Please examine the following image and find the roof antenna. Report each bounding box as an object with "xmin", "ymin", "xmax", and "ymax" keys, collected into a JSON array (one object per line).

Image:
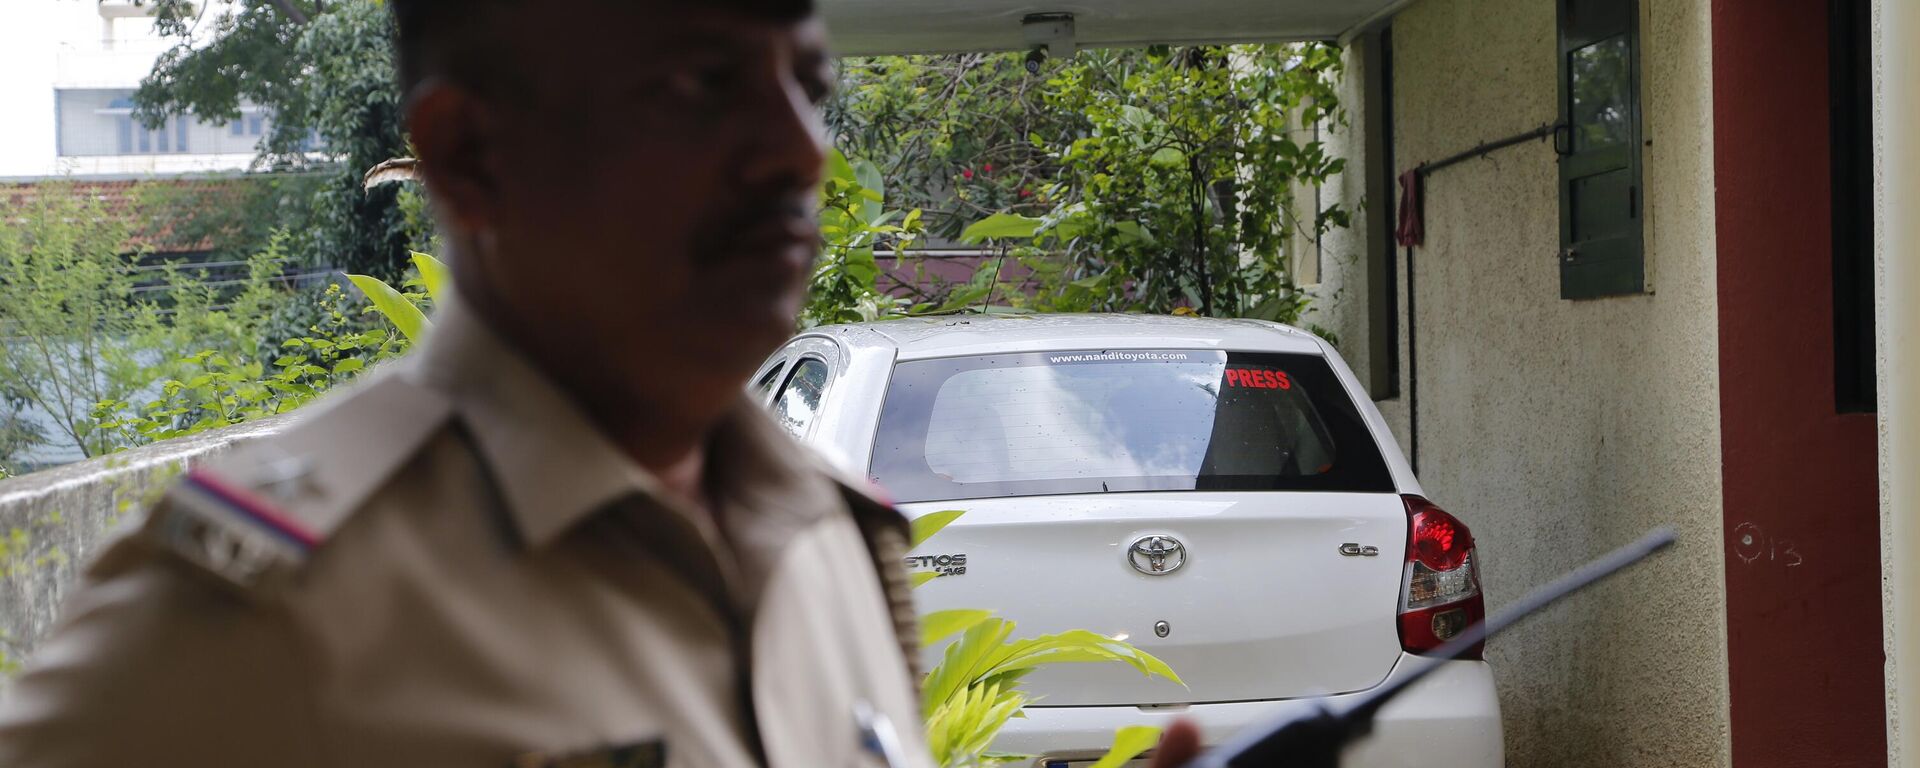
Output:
[
  {"xmin": 1190, "ymin": 527, "xmax": 1678, "ymax": 768},
  {"xmin": 977, "ymin": 246, "xmax": 1008, "ymax": 315}
]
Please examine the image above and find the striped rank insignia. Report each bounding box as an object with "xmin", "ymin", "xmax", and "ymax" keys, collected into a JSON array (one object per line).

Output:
[
  {"xmin": 152, "ymin": 469, "xmax": 322, "ymax": 589},
  {"xmin": 510, "ymin": 741, "xmax": 666, "ymax": 768}
]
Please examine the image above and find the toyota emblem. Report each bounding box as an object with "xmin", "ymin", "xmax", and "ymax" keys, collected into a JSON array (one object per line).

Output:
[{"xmin": 1127, "ymin": 535, "xmax": 1187, "ymax": 575}]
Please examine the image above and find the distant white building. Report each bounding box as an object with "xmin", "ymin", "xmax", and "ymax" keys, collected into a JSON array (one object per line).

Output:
[{"xmin": 0, "ymin": 0, "xmax": 269, "ymax": 179}]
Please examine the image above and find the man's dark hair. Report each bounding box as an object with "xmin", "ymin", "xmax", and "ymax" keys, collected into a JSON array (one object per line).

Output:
[{"xmin": 389, "ymin": 0, "xmax": 816, "ymax": 97}]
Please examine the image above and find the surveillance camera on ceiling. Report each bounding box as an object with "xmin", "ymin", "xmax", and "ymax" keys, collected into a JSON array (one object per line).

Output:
[{"xmin": 1021, "ymin": 12, "xmax": 1076, "ymax": 72}]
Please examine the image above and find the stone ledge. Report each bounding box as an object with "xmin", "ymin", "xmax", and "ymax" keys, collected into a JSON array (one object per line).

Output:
[{"xmin": 0, "ymin": 415, "xmax": 291, "ymax": 669}]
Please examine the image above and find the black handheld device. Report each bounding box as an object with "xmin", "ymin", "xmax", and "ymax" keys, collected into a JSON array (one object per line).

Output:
[{"xmin": 1185, "ymin": 526, "xmax": 1678, "ymax": 768}]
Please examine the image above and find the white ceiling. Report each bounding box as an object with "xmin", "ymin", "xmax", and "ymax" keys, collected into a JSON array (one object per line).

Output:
[{"xmin": 821, "ymin": 0, "xmax": 1403, "ymax": 56}]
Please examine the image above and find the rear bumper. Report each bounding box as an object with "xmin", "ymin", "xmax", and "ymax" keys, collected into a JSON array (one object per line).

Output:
[{"xmin": 997, "ymin": 656, "xmax": 1503, "ymax": 768}]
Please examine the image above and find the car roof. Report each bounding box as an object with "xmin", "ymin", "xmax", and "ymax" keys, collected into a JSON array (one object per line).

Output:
[{"xmin": 804, "ymin": 313, "xmax": 1328, "ymax": 361}]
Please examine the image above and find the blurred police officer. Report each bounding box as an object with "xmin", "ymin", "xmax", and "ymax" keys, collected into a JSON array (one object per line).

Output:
[{"xmin": 0, "ymin": 1, "xmax": 935, "ymax": 765}]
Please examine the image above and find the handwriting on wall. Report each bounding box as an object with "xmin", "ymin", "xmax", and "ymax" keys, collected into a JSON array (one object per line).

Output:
[{"xmin": 1732, "ymin": 522, "xmax": 1803, "ymax": 569}]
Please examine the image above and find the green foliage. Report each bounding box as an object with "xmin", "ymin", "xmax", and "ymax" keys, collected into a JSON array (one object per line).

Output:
[
  {"xmin": 829, "ymin": 45, "xmax": 1349, "ymax": 322},
  {"xmin": 92, "ymin": 248, "xmax": 444, "ymax": 448},
  {"xmin": 131, "ymin": 173, "xmax": 329, "ymax": 261},
  {"xmin": 348, "ymin": 251, "xmax": 444, "ymax": 334},
  {"xmin": 910, "ymin": 508, "xmax": 968, "ymax": 548},
  {"xmin": 0, "ymin": 184, "xmax": 189, "ymax": 461},
  {"xmin": 136, "ymin": 0, "xmax": 416, "ymax": 277},
  {"xmin": 92, "ymin": 283, "xmax": 403, "ymax": 445},
  {"xmin": 1020, "ymin": 44, "xmax": 1347, "ymax": 318},
  {"xmin": 911, "ymin": 511, "xmax": 1182, "ymax": 768},
  {"xmin": 346, "ymin": 273, "xmax": 429, "ymax": 342},
  {"xmin": 829, "ymin": 54, "xmax": 1081, "ymax": 241},
  {"xmin": 1090, "ymin": 726, "xmax": 1165, "ymax": 768},
  {"xmin": 804, "ymin": 149, "xmax": 928, "ymax": 328}
]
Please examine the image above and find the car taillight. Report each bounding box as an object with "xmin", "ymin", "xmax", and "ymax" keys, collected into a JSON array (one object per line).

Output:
[{"xmin": 1398, "ymin": 495, "xmax": 1485, "ymax": 659}]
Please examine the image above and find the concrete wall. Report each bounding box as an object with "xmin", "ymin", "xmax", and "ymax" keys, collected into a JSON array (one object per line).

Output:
[
  {"xmin": 1302, "ymin": 30, "xmax": 1412, "ymax": 443},
  {"xmin": 1315, "ymin": 0, "xmax": 1729, "ymax": 764},
  {"xmin": 0, "ymin": 416, "xmax": 285, "ymax": 671}
]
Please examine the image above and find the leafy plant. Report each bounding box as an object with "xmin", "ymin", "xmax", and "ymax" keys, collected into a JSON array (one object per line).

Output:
[
  {"xmin": 911, "ymin": 510, "xmax": 1180, "ymax": 767},
  {"xmin": 89, "ymin": 250, "xmax": 443, "ymax": 450},
  {"xmin": 804, "ymin": 149, "xmax": 928, "ymax": 328},
  {"xmin": 828, "ymin": 53, "xmax": 1085, "ymax": 241},
  {"xmin": 136, "ymin": 0, "xmax": 418, "ymax": 277},
  {"xmin": 0, "ymin": 183, "xmax": 281, "ymax": 461},
  {"xmin": 93, "ymin": 281, "xmax": 404, "ymax": 445},
  {"xmin": 347, "ymin": 250, "xmax": 447, "ymax": 341},
  {"xmin": 1004, "ymin": 45, "xmax": 1347, "ymax": 319},
  {"xmin": 830, "ymin": 45, "xmax": 1350, "ymax": 322}
]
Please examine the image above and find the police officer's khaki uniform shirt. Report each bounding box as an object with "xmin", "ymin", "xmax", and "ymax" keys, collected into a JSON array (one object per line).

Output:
[{"xmin": 0, "ymin": 293, "xmax": 932, "ymax": 768}]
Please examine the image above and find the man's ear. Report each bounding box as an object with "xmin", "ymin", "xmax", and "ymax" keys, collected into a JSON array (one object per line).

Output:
[{"xmin": 406, "ymin": 80, "xmax": 498, "ymax": 237}]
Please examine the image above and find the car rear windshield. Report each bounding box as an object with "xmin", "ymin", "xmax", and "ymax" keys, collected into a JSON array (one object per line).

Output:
[{"xmin": 869, "ymin": 349, "xmax": 1395, "ymax": 503}]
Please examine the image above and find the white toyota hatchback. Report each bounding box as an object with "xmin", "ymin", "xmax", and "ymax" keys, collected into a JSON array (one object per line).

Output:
[{"xmin": 751, "ymin": 314, "xmax": 1503, "ymax": 767}]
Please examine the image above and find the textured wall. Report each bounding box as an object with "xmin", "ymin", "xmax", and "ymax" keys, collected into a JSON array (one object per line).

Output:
[
  {"xmin": 1315, "ymin": 0, "xmax": 1731, "ymax": 764},
  {"xmin": 1874, "ymin": 1, "xmax": 1898, "ymax": 764},
  {"xmin": 1302, "ymin": 33, "xmax": 1377, "ymax": 386},
  {"xmin": 1304, "ymin": 32, "xmax": 1414, "ymax": 445},
  {"xmin": 0, "ymin": 417, "xmax": 286, "ymax": 672}
]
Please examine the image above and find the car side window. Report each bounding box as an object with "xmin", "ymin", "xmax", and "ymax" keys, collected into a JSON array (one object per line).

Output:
[
  {"xmin": 771, "ymin": 357, "xmax": 830, "ymax": 438},
  {"xmin": 751, "ymin": 360, "xmax": 788, "ymax": 404}
]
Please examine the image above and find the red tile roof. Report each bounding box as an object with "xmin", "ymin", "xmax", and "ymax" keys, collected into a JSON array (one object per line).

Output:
[{"xmin": 0, "ymin": 177, "xmax": 263, "ymax": 254}]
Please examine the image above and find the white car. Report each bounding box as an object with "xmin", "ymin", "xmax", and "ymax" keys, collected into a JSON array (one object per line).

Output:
[{"xmin": 751, "ymin": 314, "xmax": 1503, "ymax": 768}]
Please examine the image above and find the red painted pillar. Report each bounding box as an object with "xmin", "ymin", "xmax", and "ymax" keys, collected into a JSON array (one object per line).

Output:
[{"xmin": 1712, "ymin": 2, "xmax": 1885, "ymax": 766}]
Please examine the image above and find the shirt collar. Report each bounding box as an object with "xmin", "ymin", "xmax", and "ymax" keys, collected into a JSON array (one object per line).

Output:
[{"xmin": 402, "ymin": 288, "xmax": 829, "ymax": 550}]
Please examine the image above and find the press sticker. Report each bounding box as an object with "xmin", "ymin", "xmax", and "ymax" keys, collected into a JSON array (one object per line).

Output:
[{"xmin": 1225, "ymin": 367, "xmax": 1292, "ymax": 390}]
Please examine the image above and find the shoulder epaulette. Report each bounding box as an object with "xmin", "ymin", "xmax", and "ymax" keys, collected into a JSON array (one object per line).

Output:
[
  {"xmin": 138, "ymin": 368, "xmax": 454, "ymax": 591},
  {"xmin": 144, "ymin": 468, "xmax": 320, "ymax": 590}
]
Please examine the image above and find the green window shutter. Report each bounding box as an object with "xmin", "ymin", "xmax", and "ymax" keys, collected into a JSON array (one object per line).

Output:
[{"xmin": 1558, "ymin": 0, "xmax": 1645, "ymax": 299}]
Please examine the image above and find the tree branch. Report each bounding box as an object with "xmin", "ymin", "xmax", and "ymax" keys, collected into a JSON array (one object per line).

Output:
[{"xmin": 266, "ymin": 0, "xmax": 311, "ymax": 25}]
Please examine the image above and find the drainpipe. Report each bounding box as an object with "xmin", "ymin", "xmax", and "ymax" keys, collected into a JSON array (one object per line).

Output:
[{"xmin": 1884, "ymin": 0, "xmax": 1919, "ymax": 764}]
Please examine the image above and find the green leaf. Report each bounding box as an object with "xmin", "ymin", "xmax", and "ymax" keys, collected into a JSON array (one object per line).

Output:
[
  {"xmin": 1090, "ymin": 726, "xmax": 1164, "ymax": 768},
  {"xmin": 1149, "ymin": 147, "xmax": 1187, "ymax": 168},
  {"xmin": 959, "ymin": 213, "xmax": 1044, "ymax": 244},
  {"xmin": 910, "ymin": 572, "xmax": 941, "ymax": 588},
  {"xmin": 854, "ymin": 157, "xmax": 886, "ymax": 199},
  {"xmin": 347, "ymin": 273, "xmax": 430, "ymax": 342},
  {"xmin": 410, "ymin": 251, "xmax": 449, "ymax": 302},
  {"xmin": 910, "ymin": 509, "xmax": 966, "ymax": 548},
  {"xmin": 1114, "ymin": 221, "xmax": 1156, "ymax": 245},
  {"xmin": 332, "ymin": 358, "xmax": 365, "ymax": 375},
  {"xmin": 826, "ymin": 147, "xmax": 858, "ymax": 184},
  {"xmin": 922, "ymin": 609, "xmax": 995, "ymax": 649}
]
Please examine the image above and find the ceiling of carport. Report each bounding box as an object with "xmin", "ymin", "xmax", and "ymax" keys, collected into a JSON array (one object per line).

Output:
[{"xmin": 821, "ymin": 0, "xmax": 1404, "ymax": 56}]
